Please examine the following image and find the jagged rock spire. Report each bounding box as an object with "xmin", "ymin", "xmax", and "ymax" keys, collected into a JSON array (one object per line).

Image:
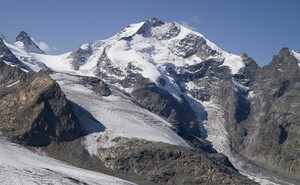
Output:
[{"xmin": 15, "ymin": 31, "xmax": 45, "ymax": 54}]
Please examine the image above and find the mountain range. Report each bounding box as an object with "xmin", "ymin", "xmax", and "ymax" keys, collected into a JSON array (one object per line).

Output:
[{"xmin": 0, "ymin": 17, "xmax": 299, "ymax": 185}]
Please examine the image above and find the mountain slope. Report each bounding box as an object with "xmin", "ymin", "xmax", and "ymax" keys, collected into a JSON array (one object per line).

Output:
[
  {"xmin": 1, "ymin": 18, "xmax": 299, "ymax": 184},
  {"xmin": 67, "ymin": 17, "xmax": 245, "ymax": 90},
  {"xmin": 60, "ymin": 17, "xmax": 248, "ymax": 143}
]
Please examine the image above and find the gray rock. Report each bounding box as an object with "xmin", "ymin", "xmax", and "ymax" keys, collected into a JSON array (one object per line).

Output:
[
  {"xmin": 0, "ymin": 60, "xmax": 81, "ymax": 146},
  {"xmin": 95, "ymin": 47, "xmax": 125, "ymax": 83},
  {"xmin": 169, "ymin": 34, "xmax": 217, "ymax": 59},
  {"xmin": 95, "ymin": 137, "xmax": 257, "ymax": 185},
  {"xmin": 15, "ymin": 31, "xmax": 45, "ymax": 54},
  {"xmin": 236, "ymin": 48, "xmax": 300, "ymax": 181},
  {"xmin": 80, "ymin": 76, "xmax": 112, "ymax": 96},
  {"xmin": 136, "ymin": 18, "xmax": 180, "ymax": 40},
  {"xmin": 67, "ymin": 45, "xmax": 93, "ymax": 70},
  {"xmin": 131, "ymin": 82, "xmax": 200, "ymax": 137}
]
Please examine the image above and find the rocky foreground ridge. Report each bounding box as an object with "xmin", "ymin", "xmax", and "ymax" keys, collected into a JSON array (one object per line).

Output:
[{"xmin": 0, "ymin": 51, "xmax": 81, "ymax": 146}]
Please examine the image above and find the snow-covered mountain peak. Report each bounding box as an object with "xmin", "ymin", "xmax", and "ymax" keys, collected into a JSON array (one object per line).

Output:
[
  {"xmin": 2, "ymin": 18, "xmax": 247, "ymax": 88},
  {"xmin": 114, "ymin": 18, "xmax": 243, "ymax": 70},
  {"xmin": 15, "ymin": 31, "xmax": 45, "ymax": 54},
  {"xmin": 57, "ymin": 18, "xmax": 248, "ymax": 95}
]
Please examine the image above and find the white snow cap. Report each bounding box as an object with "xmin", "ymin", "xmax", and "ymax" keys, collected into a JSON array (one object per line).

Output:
[
  {"xmin": 104, "ymin": 17, "xmax": 245, "ymax": 85},
  {"xmin": 3, "ymin": 18, "xmax": 247, "ymax": 78}
]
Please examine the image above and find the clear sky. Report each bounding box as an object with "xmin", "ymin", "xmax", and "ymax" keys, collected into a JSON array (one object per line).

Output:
[{"xmin": 0, "ymin": 0, "xmax": 299, "ymax": 66}]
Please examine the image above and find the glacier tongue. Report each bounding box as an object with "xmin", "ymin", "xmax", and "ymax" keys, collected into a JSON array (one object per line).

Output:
[{"xmin": 50, "ymin": 73, "xmax": 189, "ymax": 155}]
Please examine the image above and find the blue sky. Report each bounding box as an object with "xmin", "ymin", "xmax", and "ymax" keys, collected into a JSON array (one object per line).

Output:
[{"xmin": 0, "ymin": 0, "xmax": 299, "ymax": 66}]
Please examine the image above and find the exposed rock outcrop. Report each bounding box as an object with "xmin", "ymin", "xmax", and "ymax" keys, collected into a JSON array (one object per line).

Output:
[
  {"xmin": 0, "ymin": 60, "xmax": 81, "ymax": 146},
  {"xmin": 80, "ymin": 76, "xmax": 112, "ymax": 96},
  {"xmin": 43, "ymin": 137, "xmax": 257, "ymax": 185},
  {"xmin": 96, "ymin": 137, "xmax": 257, "ymax": 185},
  {"xmin": 237, "ymin": 48, "xmax": 300, "ymax": 181},
  {"xmin": 67, "ymin": 45, "xmax": 93, "ymax": 70}
]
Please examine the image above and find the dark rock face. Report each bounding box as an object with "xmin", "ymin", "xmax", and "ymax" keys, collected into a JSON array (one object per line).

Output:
[
  {"xmin": 136, "ymin": 18, "xmax": 180, "ymax": 40},
  {"xmin": 131, "ymin": 83, "xmax": 200, "ymax": 137},
  {"xmin": 236, "ymin": 48, "xmax": 300, "ymax": 181},
  {"xmin": 0, "ymin": 60, "xmax": 81, "ymax": 146},
  {"xmin": 67, "ymin": 45, "xmax": 93, "ymax": 70},
  {"xmin": 15, "ymin": 31, "xmax": 45, "ymax": 54},
  {"xmin": 95, "ymin": 48, "xmax": 125, "ymax": 83},
  {"xmin": 80, "ymin": 76, "xmax": 112, "ymax": 96},
  {"xmin": 169, "ymin": 33, "xmax": 217, "ymax": 59},
  {"xmin": 96, "ymin": 137, "xmax": 257, "ymax": 185}
]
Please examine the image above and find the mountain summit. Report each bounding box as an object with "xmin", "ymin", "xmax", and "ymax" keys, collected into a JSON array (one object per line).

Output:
[{"xmin": 15, "ymin": 31, "xmax": 45, "ymax": 54}]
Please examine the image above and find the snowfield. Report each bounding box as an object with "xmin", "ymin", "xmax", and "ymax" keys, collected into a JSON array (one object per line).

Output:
[{"xmin": 0, "ymin": 135, "xmax": 135, "ymax": 185}]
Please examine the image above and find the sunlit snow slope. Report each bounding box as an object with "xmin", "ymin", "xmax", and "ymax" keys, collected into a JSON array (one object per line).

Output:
[{"xmin": 0, "ymin": 135, "xmax": 134, "ymax": 185}]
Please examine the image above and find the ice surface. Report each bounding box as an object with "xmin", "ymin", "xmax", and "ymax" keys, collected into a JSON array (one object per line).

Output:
[
  {"xmin": 221, "ymin": 52, "xmax": 245, "ymax": 74},
  {"xmin": 0, "ymin": 136, "xmax": 135, "ymax": 185}
]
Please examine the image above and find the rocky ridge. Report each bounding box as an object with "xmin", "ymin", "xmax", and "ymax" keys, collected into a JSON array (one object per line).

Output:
[
  {"xmin": 0, "ymin": 48, "xmax": 81, "ymax": 146},
  {"xmin": 236, "ymin": 48, "xmax": 300, "ymax": 181}
]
